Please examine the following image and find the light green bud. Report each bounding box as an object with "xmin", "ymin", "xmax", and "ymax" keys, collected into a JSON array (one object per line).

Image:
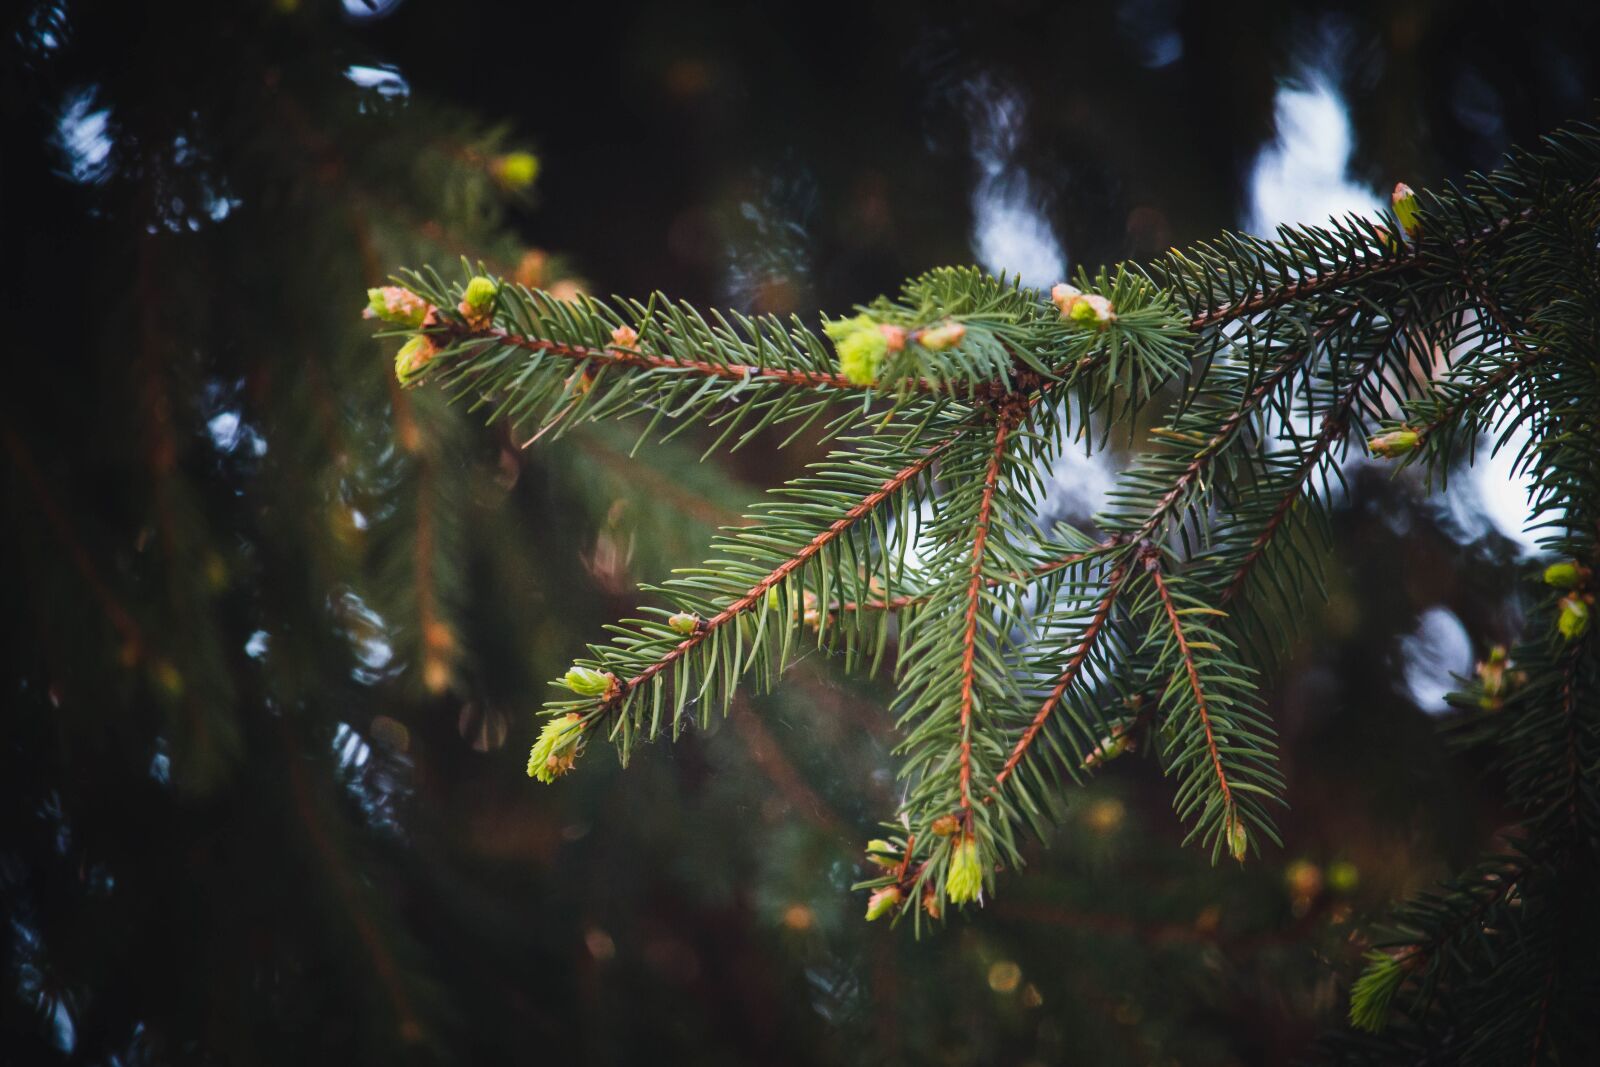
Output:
[
  {"xmin": 1558, "ymin": 595, "xmax": 1590, "ymax": 640},
  {"xmin": 394, "ymin": 334, "xmax": 436, "ymax": 386},
  {"xmin": 1392, "ymin": 182, "xmax": 1420, "ymax": 235},
  {"xmin": 461, "ymin": 275, "xmax": 498, "ymax": 313},
  {"xmin": 1367, "ymin": 429, "xmax": 1419, "ymax": 458},
  {"xmin": 526, "ymin": 712, "xmax": 584, "ymax": 783},
  {"xmin": 1543, "ymin": 561, "xmax": 1587, "ymax": 589},
  {"xmin": 864, "ymin": 885, "xmax": 902, "ymax": 921},
  {"xmin": 562, "ymin": 665, "xmax": 613, "ymax": 696},
  {"xmin": 1227, "ymin": 817, "xmax": 1249, "ymax": 862},
  {"xmin": 945, "ymin": 834, "xmax": 984, "ymax": 904}
]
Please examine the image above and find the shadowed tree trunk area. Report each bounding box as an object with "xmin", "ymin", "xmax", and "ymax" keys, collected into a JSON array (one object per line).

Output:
[{"xmin": 2, "ymin": 1, "xmax": 1597, "ymax": 1063}]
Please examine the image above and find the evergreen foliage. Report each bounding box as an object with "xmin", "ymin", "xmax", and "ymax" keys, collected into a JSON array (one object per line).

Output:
[{"xmin": 380, "ymin": 123, "xmax": 1600, "ymax": 1058}]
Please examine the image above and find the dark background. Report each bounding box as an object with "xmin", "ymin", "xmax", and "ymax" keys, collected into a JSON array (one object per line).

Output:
[{"xmin": 3, "ymin": 1, "xmax": 1598, "ymax": 1063}]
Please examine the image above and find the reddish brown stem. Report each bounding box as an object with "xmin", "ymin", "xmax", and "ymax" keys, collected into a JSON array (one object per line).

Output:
[
  {"xmin": 1133, "ymin": 308, "xmax": 1356, "ymax": 549},
  {"xmin": 1218, "ymin": 303, "xmax": 1425, "ymax": 606},
  {"xmin": 450, "ymin": 326, "xmax": 885, "ymax": 392},
  {"xmin": 1188, "ymin": 199, "xmax": 1539, "ymax": 331},
  {"xmin": 1219, "ymin": 350, "xmax": 1388, "ymax": 604},
  {"xmin": 1148, "ymin": 554, "xmax": 1233, "ymax": 811},
  {"xmin": 1187, "ymin": 251, "xmax": 1420, "ymax": 330},
  {"xmin": 993, "ymin": 557, "xmax": 1130, "ymax": 790},
  {"xmin": 956, "ymin": 411, "xmax": 1018, "ymax": 810},
  {"xmin": 602, "ymin": 431, "xmax": 966, "ymax": 709}
]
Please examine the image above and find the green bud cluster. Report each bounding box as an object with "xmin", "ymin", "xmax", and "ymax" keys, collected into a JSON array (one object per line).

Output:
[{"xmin": 824, "ymin": 314, "xmax": 891, "ymax": 386}]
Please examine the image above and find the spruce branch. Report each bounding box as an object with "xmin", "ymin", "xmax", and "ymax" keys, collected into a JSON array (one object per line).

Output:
[
  {"xmin": 994, "ymin": 553, "xmax": 1129, "ymax": 792},
  {"xmin": 596, "ymin": 428, "xmax": 962, "ymax": 717},
  {"xmin": 370, "ymin": 120, "xmax": 1600, "ymax": 972},
  {"xmin": 956, "ymin": 407, "xmax": 1022, "ymax": 814}
]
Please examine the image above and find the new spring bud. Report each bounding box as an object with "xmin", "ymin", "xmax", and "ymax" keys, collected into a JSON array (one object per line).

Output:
[
  {"xmin": 562, "ymin": 665, "xmax": 613, "ymax": 697},
  {"xmin": 922, "ymin": 884, "xmax": 942, "ymax": 920},
  {"xmin": 1068, "ymin": 293, "xmax": 1116, "ymax": 329},
  {"xmin": 1367, "ymin": 428, "xmax": 1419, "ymax": 458},
  {"xmin": 1082, "ymin": 730, "xmax": 1132, "ymax": 770},
  {"xmin": 366, "ymin": 286, "xmax": 429, "ymax": 327},
  {"xmin": 864, "ymin": 839, "xmax": 898, "ymax": 868},
  {"xmin": 1049, "ymin": 283, "xmax": 1083, "ymax": 316},
  {"xmin": 1557, "ymin": 595, "xmax": 1590, "ymax": 640},
  {"xmin": 915, "ymin": 321, "xmax": 966, "ymax": 351},
  {"xmin": 836, "ymin": 323, "xmax": 889, "ymax": 386},
  {"xmin": 394, "ymin": 334, "xmax": 437, "ymax": 386},
  {"xmin": 611, "ymin": 324, "xmax": 639, "ymax": 348},
  {"xmin": 1391, "ymin": 182, "xmax": 1420, "ymax": 236},
  {"xmin": 527, "ymin": 712, "xmax": 584, "ymax": 783},
  {"xmin": 667, "ymin": 611, "xmax": 699, "ymax": 636},
  {"xmin": 457, "ymin": 275, "xmax": 492, "ymax": 326},
  {"xmin": 1227, "ymin": 817, "xmax": 1249, "ymax": 862},
  {"xmin": 864, "ymin": 885, "xmax": 903, "ymax": 922},
  {"xmin": 1543, "ymin": 560, "xmax": 1589, "ymax": 589},
  {"xmin": 929, "ymin": 814, "xmax": 961, "ymax": 837},
  {"xmin": 946, "ymin": 834, "xmax": 983, "ymax": 904},
  {"xmin": 493, "ymin": 151, "xmax": 540, "ymax": 190}
]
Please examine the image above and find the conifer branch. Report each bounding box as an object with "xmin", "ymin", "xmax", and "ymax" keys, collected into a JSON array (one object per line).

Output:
[
  {"xmin": 599, "ymin": 428, "xmax": 966, "ymax": 715},
  {"xmin": 1218, "ymin": 317, "xmax": 1400, "ymax": 605},
  {"xmin": 1147, "ymin": 551, "xmax": 1234, "ymax": 816},
  {"xmin": 1185, "ymin": 248, "xmax": 1420, "ymax": 330},
  {"xmin": 956, "ymin": 408, "xmax": 1020, "ymax": 812},
  {"xmin": 448, "ymin": 323, "xmax": 874, "ymax": 393},
  {"xmin": 1412, "ymin": 285, "xmax": 1550, "ymax": 447},
  {"xmin": 374, "ymin": 121, "xmax": 1600, "ymax": 972},
  {"xmin": 1122, "ymin": 308, "xmax": 1355, "ymax": 549},
  {"xmin": 994, "ymin": 555, "xmax": 1129, "ymax": 791}
]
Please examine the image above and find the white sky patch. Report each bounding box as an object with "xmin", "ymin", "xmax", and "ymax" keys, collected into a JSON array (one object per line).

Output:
[
  {"xmin": 1246, "ymin": 73, "xmax": 1379, "ymax": 236},
  {"xmin": 1398, "ymin": 606, "xmax": 1473, "ymax": 714},
  {"xmin": 1248, "ymin": 72, "xmax": 1543, "ymax": 554},
  {"xmin": 1467, "ymin": 423, "xmax": 1542, "ymax": 554},
  {"xmin": 1042, "ymin": 442, "xmax": 1115, "ymax": 522},
  {"xmin": 1436, "ymin": 413, "xmax": 1544, "ymax": 555},
  {"xmin": 966, "ymin": 79, "xmax": 1066, "ymax": 289}
]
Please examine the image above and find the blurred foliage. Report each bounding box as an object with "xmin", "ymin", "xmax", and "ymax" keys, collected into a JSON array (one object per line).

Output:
[{"xmin": 1, "ymin": 0, "xmax": 1597, "ymax": 1064}]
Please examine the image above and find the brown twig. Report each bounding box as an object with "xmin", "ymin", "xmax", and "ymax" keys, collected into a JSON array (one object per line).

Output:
[
  {"xmin": 1147, "ymin": 550, "xmax": 1233, "ymax": 813},
  {"xmin": 600, "ymin": 430, "xmax": 967, "ymax": 710},
  {"xmin": 956, "ymin": 409, "xmax": 1018, "ymax": 812},
  {"xmin": 1187, "ymin": 198, "xmax": 1541, "ymax": 332},
  {"xmin": 1187, "ymin": 251, "xmax": 1420, "ymax": 330},
  {"xmin": 446, "ymin": 326, "xmax": 884, "ymax": 393},
  {"xmin": 993, "ymin": 556, "xmax": 1130, "ymax": 791},
  {"xmin": 1218, "ymin": 315, "xmax": 1404, "ymax": 603}
]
